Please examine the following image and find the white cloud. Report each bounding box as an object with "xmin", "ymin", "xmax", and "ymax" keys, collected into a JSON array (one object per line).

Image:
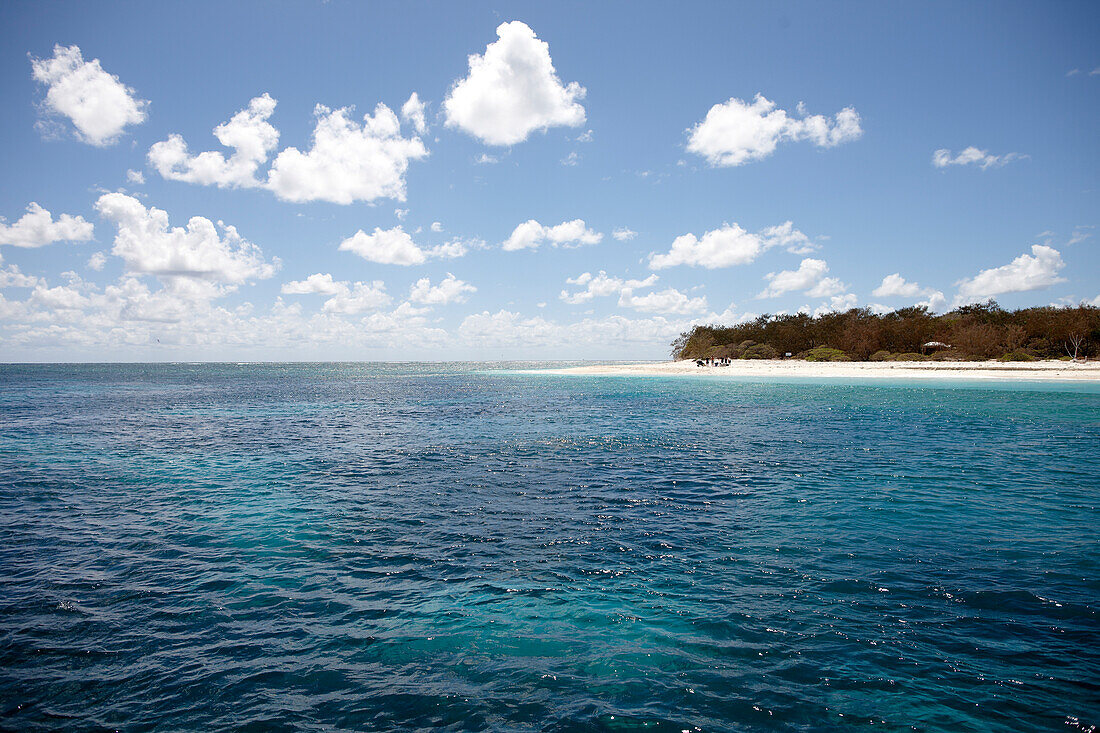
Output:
[
  {"xmin": 759, "ymin": 221, "xmax": 817, "ymax": 255},
  {"xmin": 280, "ymin": 272, "xmax": 391, "ymax": 313},
  {"xmin": 807, "ymin": 276, "xmax": 847, "ymax": 298},
  {"xmin": 30, "ymin": 44, "xmax": 148, "ymax": 146},
  {"xmin": 758, "ymin": 258, "xmax": 846, "ymax": 298},
  {"xmin": 456, "ymin": 310, "xmax": 635, "ymax": 348},
  {"xmin": 430, "ymin": 221, "xmax": 444, "ymax": 232},
  {"xmin": 871, "ymin": 272, "xmax": 947, "ymax": 311},
  {"xmin": 87, "ymin": 252, "xmax": 106, "ymax": 271},
  {"xmin": 931, "ymin": 147, "xmax": 1024, "ymax": 170},
  {"xmin": 443, "ymin": 21, "xmax": 586, "ymax": 146},
  {"xmin": 813, "ymin": 293, "xmax": 858, "ymax": 317},
  {"xmin": 561, "ymin": 151, "xmax": 580, "ymax": 166},
  {"xmin": 355, "ymin": 301, "xmax": 433, "ymax": 332},
  {"xmin": 475, "ymin": 153, "xmax": 499, "ymax": 165},
  {"xmin": 686, "ymin": 93, "xmax": 861, "ymax": 167},
  {"xmin": 955, "ymin": 244, "xmax": 1066, "ymax": 303},
  {"xmin": 560, "ymin": 270, "xmax": 704, "ymax": 316},
  {"xmin": 0, "ymin": 265, "xmax": 41, "ymax": 289},
  {"xmin": 337, "ymin": 227, "xmax": 481, "ymax": 266},
  {"xmin": 0, "ymin": 269, "xmax": 760, "ymax": 359},
  {"xmin": 503, "ymin": 218, "xmax": 602, "ymax": 251},
  {"xmin": 0, "ymin": 203, "xmax": 94, "ymax": 248},
  {"xmin": 267, "ymin": 103, "xmax": 428, "ymax": 204},
  {"xmin": 400, "ymin": 92, "xmax": 428, "ymax": 135},
  {"xmin": 94, "ymin": 193, "xmax": 279, "ymax": 283},
  {"xmin": 31, "ymin": 282, "xmax": 89, "ymax": 310},
  {"xmin": 701, "ymin": 302, "xmax": 757, "ymax": 326},
  {"xmin": 148, "ymin": 94, "xmax": 279, "ymax": 188},
  {"xmin": 0, "ymin": 270, "xmax": 458, "ymax": 356},
  {"xmin": 576, "ymin": 130, "xmax": 594, "ymax": 143},
  {"xmin": 1067, "ymin": 225, "xmax": 1093, "ymax": 246},
  {"xmin": 338, "ymin": 226, "xmax": 426, "ymax": 266},
  {"xmin": 612, "ymin": 227, "xmax": 637, "ymax": 241},
  {"xmin": 619, "ymin": 287, "xmax": 707, "ymax": 315},
  {"xmin": 648, "ymin": 220, "xmax": 813, "ymax": 270},
  {"xmin": 650, "ymin": 225, "xmax": 759, "ymax": 269},
  {"xmin": 872, "ymin": 273, "xmax": 922, "ymax": 298},
  {"xmin": 920, "ymin": 291, "xmax": 948, "ymax": 311},
  {"xmin": 428, "ymin": 237, "xmax": 485, "ymax": 259},
  {"xmin": 455, "ymin": 308, "xmax": 742, "ymax": 354},
  {"xmin": 113, "ymin": 277, "xmax": 229, "ymax": 324},
  {"xmin": 148, "ymin": 95, "xmax": 427, "ymax": 204},
  {"xmin": 457, "ymin": 310, "xmax": 562, "ymax": 347},
  {"xmin": 408, "ymin": 273, "xmax": 476, "ymax": 305},
  {"xmin": 560, "ymin": 271, "xmax": 658, "ymax": 304},
  {"xmin": 321, "ymin": 281, "xmax": 391, "ymax": 315},
  {"xmin": 281, "ymin": 272, "xmax": 344, "ymax": 295},
  {"xmin": 394, "ymin": 208, "xmax": 409, "ymax": 220},
  {"xmin": 126, "ymin": 169, "xmax": 145, "ymax": 185}
]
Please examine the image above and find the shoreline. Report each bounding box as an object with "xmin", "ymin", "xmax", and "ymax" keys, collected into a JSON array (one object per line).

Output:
[{"xmin": 528, "ymin": 359, "xmax": 1100, "ymax": 382}]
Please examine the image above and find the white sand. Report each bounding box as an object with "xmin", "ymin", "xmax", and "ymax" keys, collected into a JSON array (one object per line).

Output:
[{"xmin": 530, "ymin": 359, "xmax": 1100, "ymax": 382}]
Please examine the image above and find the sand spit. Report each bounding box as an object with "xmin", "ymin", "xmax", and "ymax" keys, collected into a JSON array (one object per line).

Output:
[{"xmin": 529, "ymin": 359, "xmax": 1100, "ymax": 382}]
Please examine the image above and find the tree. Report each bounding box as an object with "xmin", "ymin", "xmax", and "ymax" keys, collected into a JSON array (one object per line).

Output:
[
  {"xmin": 670, "ymin": 331, "xmax": 690, "ymax": 359},
  {"xmin": 1066, "ymin": 332, "xmax": 1087, "ymax": 361}
]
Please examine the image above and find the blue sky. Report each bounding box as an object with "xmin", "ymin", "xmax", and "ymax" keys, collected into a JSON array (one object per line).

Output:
[{"xmin": 0, "ymin": 0, "xmax": 1097, "ymax": 360}]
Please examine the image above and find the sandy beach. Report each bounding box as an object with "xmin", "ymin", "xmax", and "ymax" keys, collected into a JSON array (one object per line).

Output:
[{"xmin": 532, "ymin": 359, "xmax": 1100, "ymax": 382}]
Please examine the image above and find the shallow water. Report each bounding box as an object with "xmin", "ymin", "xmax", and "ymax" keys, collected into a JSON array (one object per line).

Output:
[{"xmin": 1, "ymin": 363, "xmax": 1097, "ymax": 731}]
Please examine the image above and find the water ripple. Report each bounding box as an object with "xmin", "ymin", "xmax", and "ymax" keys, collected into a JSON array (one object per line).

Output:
[{"xmin": 1, "ymin": 363, "xmax": 1097, "ymax": 731}]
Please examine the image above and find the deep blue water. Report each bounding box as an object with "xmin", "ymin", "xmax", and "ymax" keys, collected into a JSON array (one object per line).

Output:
[{"xmin": 1, "ymin": 362, "xmax": 1098, "ymax": 732}]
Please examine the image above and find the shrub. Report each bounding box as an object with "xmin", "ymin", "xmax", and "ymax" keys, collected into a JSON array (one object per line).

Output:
[
  {"xmin": 997, "ymin": 350, "xmax": 1037, "ymax": 362},
  {"xmin": 930, "ymin": 349, "xmax": 963, "ymax": 361},
  {"xmin": 802, "ymin": 346, "xmax": 851, "ymax": 362},
  {"xmin": 951, "ymin": 322, "xmax": 1001, "ymax": 359},
  {"xmin": 706, "ymin": 344, "xmax": 739, "ymax": 359},
  {"xmin": 892, "ymin": 352, "xmax": 928, "ymax": 361},
  {"xmin": 1027, "ymin": 338, "xmax": 1052, "ymax": 354},
  {"xmin": 741, "ymin": 343, "xmax": 780, "ymax": 360},
  {"xmin": 869, "ymin": 350, "xmax": 893, "ymax": 362}
]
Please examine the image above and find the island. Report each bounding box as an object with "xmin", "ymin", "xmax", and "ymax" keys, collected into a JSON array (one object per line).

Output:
[{"xmin": 671, "ymin": 301, "xmax": 1098, "ymax": 363}]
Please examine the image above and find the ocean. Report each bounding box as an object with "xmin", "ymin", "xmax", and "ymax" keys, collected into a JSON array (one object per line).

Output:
[{"xmin": 1, "ymin": 362, "xmax": 1097, "ymax": 731}]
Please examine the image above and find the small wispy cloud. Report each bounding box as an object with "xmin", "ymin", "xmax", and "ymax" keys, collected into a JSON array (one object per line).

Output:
[
  {"xmin": 1068, "ymin": 225, "xmax": 1094, "ymax": 246},
  {"xmin": 932, "ymin": 146, "xmax": 1026, "ymax": 170}
]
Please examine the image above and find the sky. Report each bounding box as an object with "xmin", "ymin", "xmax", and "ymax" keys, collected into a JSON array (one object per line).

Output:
[{"xmin": 0, "ymin": 0, "xmax": 1097, "ymax": 361}]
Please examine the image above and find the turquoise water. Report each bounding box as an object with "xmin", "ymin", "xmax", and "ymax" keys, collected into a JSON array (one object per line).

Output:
[{"xmin": 1, "ymin": 363, "xmax": 1097, "ymax": 731}]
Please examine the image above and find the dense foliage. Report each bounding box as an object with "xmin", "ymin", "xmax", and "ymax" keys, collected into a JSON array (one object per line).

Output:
[{"xmin": 671, "ymin": 302, "xmax": 1100, "ymax": 362}]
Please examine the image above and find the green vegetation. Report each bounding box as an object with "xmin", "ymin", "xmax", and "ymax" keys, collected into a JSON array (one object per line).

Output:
[
  {"xmin": 802, "ymin": 346, "xmax": 851, "ymax": 362},
  {"xmin": 672, "ymin": 301, "xmax": 1100, "ymax": 362}
]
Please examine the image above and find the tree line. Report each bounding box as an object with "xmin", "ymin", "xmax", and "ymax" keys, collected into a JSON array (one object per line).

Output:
[{"xmin": 671, "ymin": 302, "xmax": 1100, "ymax": 362}]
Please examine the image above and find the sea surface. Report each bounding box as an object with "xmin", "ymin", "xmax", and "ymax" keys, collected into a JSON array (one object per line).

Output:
[{"xmin": 1, "ymin": 362, "xmax": 1098, "ymax": 732}]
